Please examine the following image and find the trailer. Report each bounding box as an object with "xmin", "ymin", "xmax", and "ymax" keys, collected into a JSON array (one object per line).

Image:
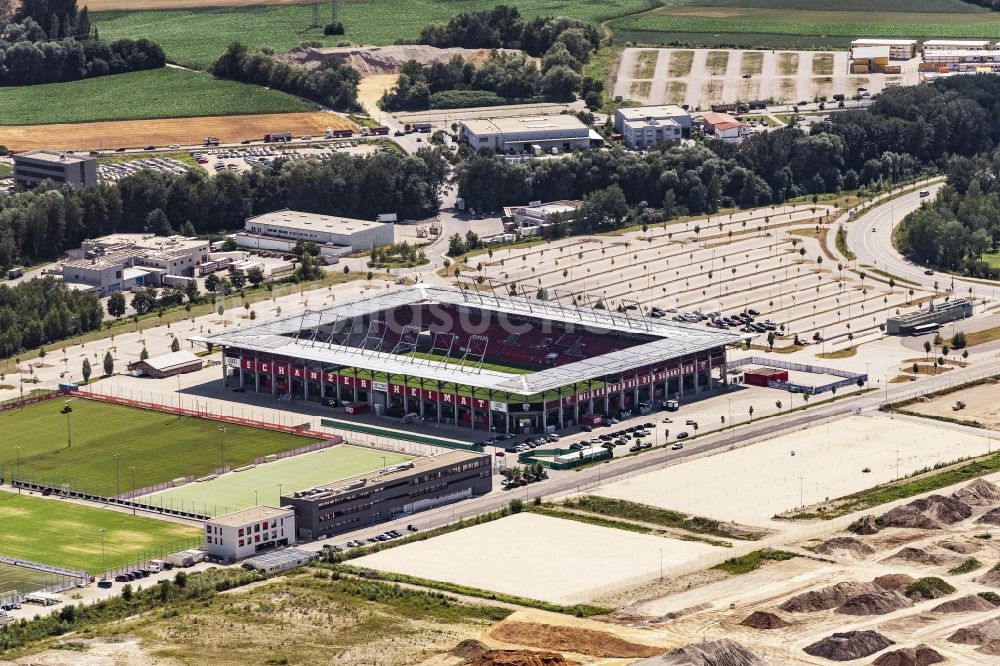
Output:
[
  {"xmin": 404, "ymin": 122, "xmax": 432, "ymax": 133},
  {"xmin": 264, "ymin": 132, "xmax": 293, "ymax": 143},
  {"xmin": 326, "ymin": 128, "xmax": 354, "ymax": 139},
  {"xmin": 369, "ymin": 126, "xmax": 390, "ymax": 136}
]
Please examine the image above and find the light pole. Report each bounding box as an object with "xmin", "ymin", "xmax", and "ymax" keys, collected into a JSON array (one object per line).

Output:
[
  {"xmin": 15, "ymin": 445, "xmax": 20, "ymax": 492},
  {"xmin": 218, "ymin": 426, "xmax": 226, "ymax": 469},
  {"xmin": 114, "ymin": 454, "xmax": 121, "ymax": 498},
  {"xmin": 64, "ymin": 400, "xmax": 73, "ymax": 448},
  {"xmin": 278, "ymin": 483, "xmax": 284, "ymax": 502},
  {"xmin": 129, "ymin": 466, "xmax": 136, "ymax": 515},
  {"xmin": 99, "ymin": 528, "xmax": 107, "ymax": 580},
  {"xmin": 799, "ymin": 476, "xmax": 804, "ymax": 507},
  {"xmin": 254, "ymin": 489, "xmax": 259, "ymax": 506}
]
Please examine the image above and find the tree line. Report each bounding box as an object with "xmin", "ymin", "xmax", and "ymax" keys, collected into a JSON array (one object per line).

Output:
[
  {"xmin": 0, "ymin": 276, "xmax": 103, "ymax": 359},
  {"xmin": 0, "ymin": 147, "xmax": 450, "ymax": 273},
  {"xmin": 457, "ymin": 75, "xmax": 1000, "ymax": 226},
  {"xmin": 956, "ymin": 0, "xmax": 1000, "ymax": 10},
  {"xmin": 211, "ymin": 42, "xmax": 360, "ymax": 111},
  {"xmin": 896, "ymin": 150, "xmax": 1000, "ymax": 279},
  {"xmin": 13, "ymin": 0, "xmax": 89, "ymax": 40}
]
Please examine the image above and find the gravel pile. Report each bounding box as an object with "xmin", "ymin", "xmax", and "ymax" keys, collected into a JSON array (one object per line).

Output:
[
  {"xmin": 947, "ymin": 617, "xmax": 1000, "ymax": 645},
  {"xmin": 932, "ymin": 594, "xmax": 997, "ymax": 613},
  {"xmin": 803, "ymin": 631, "xmax": 894, "ymax": 661},
  {"xmin": 881, "ymin": 495, "xmax": 972, "ymax": 529},
  {"xmin": 870, "ymin": 645, "xmax": 945, "ymax": 666},
  {"xmin": 780, "ymin": 582, "xmax": 881, "ymax": 613},
  {"xmin": 835, "ymin": 590, "xmax": 912, "ymax": 616},
  {"xmin": 738, "ymin": 611, "xmax": 789, "ymax": 629},
  {"xmin": 953, "ymin": 478, "xmax": 1000, "ymax": 506},
  {"xmin": 937, "ymin": 538, "xmax": 980, "ymax": 554},
  {"xmin": 974, "ymin": 507, "xmax": 1000, "ymax": 526},
  {"xmin": 886, "ymin": 547, "xmax": 952, "ymax": 567},
  {"xmin": 634, "ymin": 639, "xmax": 766, "ymax": 666},
  {"xmin": 872, "ymin": 574, "xmax": 915, "ymax": 591},
  {"xmin": 814, "ymin": 536, "xmax": 876, "ymax": 558}
]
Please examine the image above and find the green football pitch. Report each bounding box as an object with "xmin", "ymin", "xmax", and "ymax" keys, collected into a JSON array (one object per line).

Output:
[
  {"xmin": 0, "ymin": 398, "xmax": 316, "ymax": 498},
  {"xmin": 141, "ymin": 445, "xmax": 412, "ymax": 516},
  {"xmin": 0, "ymin": 562, "xmax": 74, "ymax": 599},
  {"xmin": 0, "ymin": 493, "xmax": 199, "ymax": 575}
]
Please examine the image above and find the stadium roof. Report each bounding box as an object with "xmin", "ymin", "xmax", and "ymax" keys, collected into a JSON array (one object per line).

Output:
[{"xmin": 192, "ymin": 285, "xmax": 741, "ymax": 394}]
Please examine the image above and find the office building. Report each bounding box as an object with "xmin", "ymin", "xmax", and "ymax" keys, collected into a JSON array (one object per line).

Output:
[
  {"xmin": 886, "ymin": 298, "xmax": 973, "ymax": 336},
  {"xmin": 614, "ymin": 105, "xmax": 692, "ymax": 150},
  {"xmin": 501, "ymin": 200, "xmax": 582, "ymax": 236},
  {"xmin": 13, "ymin": 150, "xmax": 97, "ymax": 189},
  {"xmin": 204, "ymin": 506, "xmax": 296, "ymax": 562}
]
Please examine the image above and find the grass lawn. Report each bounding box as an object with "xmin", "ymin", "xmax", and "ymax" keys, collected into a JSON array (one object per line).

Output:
[
  {"xmin": 632, "ymin": 50, "xmax": 659, "ymax": 79},
  {"xmin": 0, "ymin": 493, "xmax": 199, "ymax": 574},
  {"xmin": 95, "ymin": 0, "xmax": 661, "ymax": 70},
  {"xmin": 1, "ymin": 398, "xmax": 316, "ymax": 497},
  {"xmin": 0, "ymin": 561, "xmax": 75, "ymax": 598},
  {"xmin": 141, "ymin": 445, "xmax": 412, "ymax": 516},
  {"xmin": 609, "ymin": 0, "xmax": 1000, "ymax": 50},
  {"xmin": 0, "ymin": 68, "xmax": 313, "ymax": 126},
  {"xmin": 406, "ymin": 351, "xmax": 534, "ymax": 375},
  {"xmin": 981, "ymin": 251, "xmax": 1000, "ymax": 269}
]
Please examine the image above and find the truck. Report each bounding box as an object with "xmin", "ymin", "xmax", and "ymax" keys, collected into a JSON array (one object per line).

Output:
[
  {"xmin": 748, "ymin": 100, "xmax": 767, "ymax": 110},
  {"xmin": 404, "ymin": 122, "xmax": 432, "ymax": 133},
  {"xmin": 203, "ymin": 137, "xmax": 220, "ymax": 146},
  {"xmin": 7, "ymin": 268, "xmax": 22, "ymax": 280},
  {"xmin": 264, "ymin": 132, "xmax": 293, "ymax": 143},
  {"xmin": 369, "ymin": 126, "xmax": 390, "ymax": 136},
  {"xmin": 325, "ymin": 128, "xmax": 353, "ymax": 139}
]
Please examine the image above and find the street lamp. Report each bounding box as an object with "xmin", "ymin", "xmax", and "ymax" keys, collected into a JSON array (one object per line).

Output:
[
  {"xmin": 15, "ymin": 445, "xmax": 20, "ymax": 492},
  {"xmin": 129, "ymin": 466, "xmax": 136, "ymax": 515},
  {"xmin": 218, "ymin": 426, "xmax": 227, "ymax": 469},
  {"xmin": 114, "ymin": 454, "xmax": 121, "ymax": 498},
  {"xmin": 99, "ymin": 528, "xmax": 107, "ymax": 580},
  {"xmin": 64, "ymin": 400, "xmax": 73, "ymax": 448}
]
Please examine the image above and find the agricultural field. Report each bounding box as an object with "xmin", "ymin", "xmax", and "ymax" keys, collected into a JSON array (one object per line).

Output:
[
  {"xmin": 0, "ymin": 493, "xmax": 199, "ymax": 574},
  {"xmin": 94, "ymin": 0, "xmax": 661, "ymax": 70},
  {"xmin": 0, "ymin": 398, "xmax": 316, "ymax": 498},
  {"xmin": 0, "ymin": 68, "xmax": 313, "ymax": 126},
  {"xmin": 609, "ymin": 0, "xmax": 1000, "ymax": 50},
  {"xmin": 141, "ymin": 445, "xmax": 412, "ymax": 516}
]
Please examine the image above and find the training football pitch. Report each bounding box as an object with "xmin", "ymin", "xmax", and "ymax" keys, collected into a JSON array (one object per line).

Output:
[
  {"xmin": 141, "ymin": 445, "xmax": 413, "ymax": 516},
  {"xmin": 0, "ymin": 562, "xmax": 74, "ymax": 599},
  {"xmin": 0, "ymin": 493, "xmax": 199, "ymax": 575},
  {"xmin": 0, "ymin": 398, "xmax": 317, "ymax": 498}
]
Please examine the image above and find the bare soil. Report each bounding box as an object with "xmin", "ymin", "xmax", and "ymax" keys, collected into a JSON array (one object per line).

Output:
[
  {"xmin": 873, "ymin": 573, "xmax": 916, "ymax": 591},
  {"xmin": 871, "ymin": 645, "xmax": 945, "ymax": 666},
  {"xmin": 632, "ymin": 639, "xmax": 765, "ymax": 666},
  {"xmin": 835, "ymin": 590, "xmax": 912, "ymax": 616},
  {"xmin": 489, "ymin": 622, "xmax": 662, "ymax": 659},
  {"xmin": 463, "ymin": 650, "xmax": 576, "ymax": 666},
  {"xmin": 803, "ymin": 630, "xmax": 894, "ymax": 661},
  {"xmin": 779, "ymin": 581, "xmax": 882, "ymax": 613},
  {"xmin": 280, "ymin": 44, "xmax": 523, "ymax": 75},
  {"xmin": 814, "ymin": 536, "xmax": 876, "ymax": 558},
  {"xmin": 738, "ymin": 610, "xmax": 789, "ymax": 629},
  {"xmin": 947, "ymin": 616, "xmax": 1000, "ymax": 645},
  {"xmin": 932, "ymin": 594, "xmax": 997, "ymax": 613},
  {"xmin": 881, "ymin": 495, "xmax": 972, "ymax": 530}
]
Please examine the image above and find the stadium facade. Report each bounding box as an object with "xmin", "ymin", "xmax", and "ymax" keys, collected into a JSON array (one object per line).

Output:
[{"xmin": 194, "ymin": 286, "xmax": 741, "ymax": 433}]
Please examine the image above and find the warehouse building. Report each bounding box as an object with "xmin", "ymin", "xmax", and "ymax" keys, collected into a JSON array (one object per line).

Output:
[
  {"xmin": 850, "ymin": 46, "xmax": 899, "ymax": 74},
  {"xmin": 850, "ymin": 39, "xmax": 918, "ymax": 60},
  {"xmin": 886, "ymin": 298, "xmax": 973, "ymax": 335},
  {"xmin": 282, "ymin": 451, "xmax": 492, "ymax": 539},
  {"xmin": 204, "ymin": 505, "xmax": 296, "ymax": 562},
  {"xmin": 614, "ymin": 105, "xmax": 692, "ymax": 150},
  {"xmin": 13, "ymin": 150, "xmax": 97, "ymax": 189},
  {"xmin": 458, "ymin": 115, "xmax": 601, "ymax": 154},
  {"xmin": 236, "ymin": 209, "xmax": 394, "ymax": 256},
  {"xmin": 922, "ymin": 40, "xmax": 991, "ymax": 52},
  {"xmin": 921, "ymin": 49, "xmax": 1000, "ymax": 74},
  {"xmin": 127, "ymin": 350, "xmax": 204, "ymax": 378}
]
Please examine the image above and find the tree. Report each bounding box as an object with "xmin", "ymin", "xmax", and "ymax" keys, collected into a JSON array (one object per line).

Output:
[
  {"xmin": 103, "ymin": 350, "xmax": 114, "ymax": 376},
  {"xmin": 748, "ymin": 405, "xmax": 754, "ymax": 421},
  {"xmin": 766, "ymin": 331, "xmax": 775, "ymax": 351},
  {"xmin": 447, "ymin": 233, "xmax": 467, "ymax": 257},
  {"xmin": 140, "ymin": 346, "xmax": 149, "ymax": 361},
  {"xmin": 246, "ymin": 266, "xmax": 265, "ymax": 288},
  {"xmin": 107, "ymin": 291, "xmax": 126, "ymax": 319},
  {"xmin": 204, "ymin": 273, "xmax": 220, "ymax": 293},
  {"xmin": 923, "ymin": 339, "xmax": 931, "ymax": 360},
  {"xmin": 951, "ymin": 331, "xmax": 967, "ymax": 349},
  {"xmin": 170, "ymin": 337, "xmax": 181, "ymax": 352},
  {"xmin": 81, "ymin": 357, "xmax": 91, "ymax": 383}
]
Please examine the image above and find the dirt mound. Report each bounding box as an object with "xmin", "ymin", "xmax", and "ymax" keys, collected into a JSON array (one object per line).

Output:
[
  {"xmin": 280, "ymin": 44, "xmax": 525, "ymax": 75},
  {"xmin": 633, "ymin": 639, "xmax": 766, "ymax": 666},
  {"xmin": 881, "ymin": 495, "xmax": 972, "ymax": 529},
  {"xmin": 974, "ymin": 507, "xmax": 1000, "ymax": 526},
  {"xmin": 947, "ymin": 617, "xmax": 1000, "ymax": 645},
  {"xmin": 804, "ymin": 631, "xmax": 894, "ymax": 661},
  {"xmin": 780, "ymin": 582, "xmax": 881, "ymax": 613},
  {"xmin": 873, "ymin": 574, "xmax": 915, "ymax": 591},
  {"xmin": 932, "ymin": 594, "xmax": 997, "ymax": 613},
  {"xmin": 815, "ymin": 536, "xmax": 876, "ymax": 558},
  {"xmin": 739, "ymin": 611, "xmax": 789, "ymax": 629},
  {"xmin": 886, "ymin": 547, "xmax": 952, "ymax": 566},
  {"xmin": 836, "ymin": 590, "xmax": 912, "ymax": 616},
  {"xmin": 851, "ymin": 515, "xmax": 882, "ymax": 535},
  {"xmin": 938, "ymin": 538, "xmax": 980, "ymax": 554},
  {"xmin": 489, "ymin": 622, "xmax": 661, "ymax": 658},
  {"xmin": 871, "ymin": 645, "xmax": 945, "ymax": 666},
  {"xmin": 465, "ymin": 650, "xmax": 575, "ymax": 666},
  {"xmin": 978, "ymin": 565, "xmax": 1000, "ymax": 587},
  {"xmin": 455, "ymin": 640, "xmax": 490, "ymax": 660},
  {"xmin": 978, "ymin": 640, "xmax": 1000, "ymax": 655},
  {"xmin": 953, "ymin": 478, "xmax": 1000, "ymax": 506}
]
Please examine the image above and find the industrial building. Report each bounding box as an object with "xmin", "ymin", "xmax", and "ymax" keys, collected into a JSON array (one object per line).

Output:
[
  {"xmin": 127, "ymin": 350, "xmax": 204, "ymax": 378},
  {"xmin": 922, "ymin": 40, "xmax": 991, "ymax": 52},
  {"xmin": 886, "ymin": 298, "xmax": 973, "ymax": 336},
  {"xmin": 921, "ymin": 49, "xmax": 1000, "ymax": 74},
  {"xmin": 281, "ymin": 451, "xmax": 492, "ymax": 539},
  {"xmin": 193, "ymin": 285, "xmax": 741, "ymax": 434},
  {"xmin": 236, "ymin": 209, "xmax": 395, "ymax": 256},
  {"xmin": 613, "ymin": 105, "xmax": 692, "ymax": 150},
  {"xmin": 850, "ymin": 46, "xmax": 900, "ymax": 74},
  {"xmin": 700, "ymin": 112, "xmax": 751, "ymax": 144},
  {"xmin": 204, "ymin": 505, "xmax": 296, "ymax": 562},
  {"xmin": 458, "ymin": 115, "xmax": 602, "ymax": 154},
  {"xmin": 59, "ymin": 234, "xmax": 210, "ymax": 296},
  {"xmin": 501, "ymin": 200, "xmax": 582, "ymax": 236},
  {"xmin": 850, "ymin": 39, "xmax": 918, "ymax": 60},
  {"xmin": 13, "ymin": 150, "xmax": 97, "ymax": 189}
]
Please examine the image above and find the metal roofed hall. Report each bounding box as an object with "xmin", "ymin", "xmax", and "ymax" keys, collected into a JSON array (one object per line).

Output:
[{"xmin": 192, "ymin": 285, "xmax": 741, "ymax": 394}]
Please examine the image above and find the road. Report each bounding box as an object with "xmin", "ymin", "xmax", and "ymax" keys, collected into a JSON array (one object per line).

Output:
[{"xmin": 848, "ymin": 182, "xmax": 998, "ymax": 300}]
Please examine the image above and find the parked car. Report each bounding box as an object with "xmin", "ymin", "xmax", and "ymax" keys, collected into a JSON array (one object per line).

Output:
[
  {"xmin": 671, "ymin": 442, "xmax": 685, "ymax": 450},
  {"xmin": 98, "ymin": 579, "xmax": 113, "ymax": 588},
  {"xmin": 676, "ymin": 432, "xmax": 689, "ymax": 440}
]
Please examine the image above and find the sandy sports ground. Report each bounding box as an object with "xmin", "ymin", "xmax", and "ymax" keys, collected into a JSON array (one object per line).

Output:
[
  {"xmin": 0, "ymin": 112, "xmax": 353, "ymax": 151},
  {"xmin": 905, "ymin": 381, "xmax": 1000, "ymax": 431},
  {"xmin": 353, "ymin": 512, "xmax": 723, "ymax": 604},
  {"xmin": 593, "ymin": 414, "xmax": 997, "ymax": 526}
]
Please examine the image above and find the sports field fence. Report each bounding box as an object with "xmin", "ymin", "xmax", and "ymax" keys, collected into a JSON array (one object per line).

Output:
[{"xmin": 0, "ymin": 555, "xmax": 89, "ymax": 607}]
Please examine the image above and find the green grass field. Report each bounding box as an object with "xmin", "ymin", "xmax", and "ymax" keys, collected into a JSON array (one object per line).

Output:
[
  {"xmin": 94, "ymin": 0, "xmax": 660, "ymax": 70},
  {"xmin": 0, "ymin": 493, "xmax": 199, "ymax": 574},
  {"xmin": 610, "ymin": 0, "xmax": 1000, "ymax": 50},
  {"xmin": 0, "ymin": 398, "xmax": 317, "ymax": 497},
  {"xmin": 0, "ymin": 561, "xmax": 74, "ymax": 598},
  {"xmin": 141, "ymin": 445, "xmax": 412, "ymax": 516},
  {"xmin": 406, "ymin": 351, "xmax": 534, "ymax": 375},
  {"xmin": 0, "ymin": 68, "xmax": 314, "ymax": 126}
]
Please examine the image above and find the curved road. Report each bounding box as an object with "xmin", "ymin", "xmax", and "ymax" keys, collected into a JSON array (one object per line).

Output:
[{"xmin": 847, "ymin": 182, "xmax": 998, "ymax": 300}]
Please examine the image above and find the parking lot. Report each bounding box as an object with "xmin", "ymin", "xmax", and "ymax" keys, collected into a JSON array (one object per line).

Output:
[
  {"xmin": 193, "ymin": 140, "xmax": 380, "ymax": 175},
  {"xmin": 98, "ymin": 156, "xmax": 190, "ymax": 182}
]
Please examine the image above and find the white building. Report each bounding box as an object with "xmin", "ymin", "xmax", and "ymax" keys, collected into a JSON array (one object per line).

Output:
[
  {"xmin": 237, "ymin": 209, "xmax": 394, "ymax": 255},
  {"xmin": 613, "ymin": 105, "xmax": 692, "ymax": 150},
  {"xmin": 204, "ymin": 505, "xmax": 296, "ymax": 562},
  {"xmin": 700, "ymin": 112, "xmax": 752, "ymax": 144},
  {"xmin": 13, "ymin": 150, "xmax": 97, "ymax": 188},
  {"xmin": 501, "ymin": 200, "xmax": 582, "ymax": 236},
  {"xmin": 850, "ymin": 39, "xmax": 918, "ymax": 60},
  {"xmin": 922, "ymin": 40, "xmax": 991, "ymax": 52},
  {"xmin": 60, "ymin": 234, "xmax": 209, "ymax": 296},
  {"xmin": 458, "ymin": 115, "xmax": 601, "ymax": 154},
  {"xmin": 922, "ymin": 49, "xmax": 1000, "ymax": 74}
]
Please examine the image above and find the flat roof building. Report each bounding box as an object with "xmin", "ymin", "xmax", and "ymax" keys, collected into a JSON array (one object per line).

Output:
[
  {"xmin": 13, "ymin": 150, "xmax": 97, "ymax": 189},
  {"xmin": 127, "ymin": 350, "xmax": 204, "ymax": 378},
  {"xmin": 613, "ymin": 105, "xmax": 692, "ymax": 150},
  {"xmin": 282, "ymin": 450, "xmax": 492, "ymax": 539},
  {"xmin": 458, "ymin": 115, "xmax": 601, "ymax": 154},
  {"xmin": 886, "ymin": 298, "xmax": 973, "ymax": 335},
  {"xmin": 923, "ymin": 40, "xmax": 991, "ymax": 52},
  {"xmin": 204, "ymin": 505, "xmax": 296, "ymax": 562},
  {"xmin": 501, "ymin": 200, "xmax": 582, "ymax": 236},
  {"xmin": 851, "ymin": 39, "xmax": 918, "ymax": 59},
  {"xmin": 237, "ymin": 209, "xmax": 394, "ymax": 255},
  {"xmin": 922, "ymin": 49, "xmax": 1000, "ymax": 73}
]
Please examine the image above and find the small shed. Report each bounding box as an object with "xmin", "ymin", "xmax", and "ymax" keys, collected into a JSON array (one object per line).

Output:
[
  {"xmin": 128, "ymin": 350, "xmax": 203, "ymax": 378},
  {"xmin": 743, "ymin": 367, "xmax": 789, "ymax": 387}
]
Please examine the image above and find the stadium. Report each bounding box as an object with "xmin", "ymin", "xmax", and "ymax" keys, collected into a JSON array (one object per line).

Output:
[{"xmin": 194, "ymin": 285, "xmax": 742, "ymax": 433}]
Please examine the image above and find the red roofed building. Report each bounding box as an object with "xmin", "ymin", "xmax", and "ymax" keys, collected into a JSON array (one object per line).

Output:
[{"xmin": 700, "ymin": 112, "xmax": 752, "ymax": 144}]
